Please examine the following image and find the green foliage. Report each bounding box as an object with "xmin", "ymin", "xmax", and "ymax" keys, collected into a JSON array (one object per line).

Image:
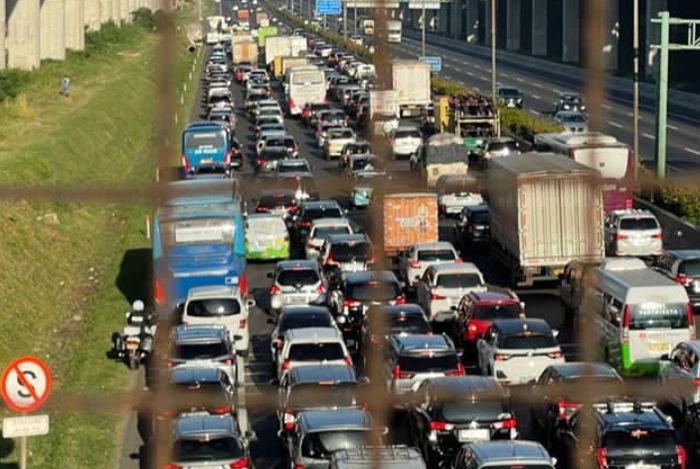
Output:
[
  {"xmin": 431, "ymin": 76, "xmax": 468, "ymax": 96},
  {"xmin": 656, "ymin": 185, "xmax": 700, "ymax": 226},
  {"xmin": 0, "ymin": 69, "xmax": 29, "ymax": 102},
  {"xmin": 499, "ymin": 107, "xmax": 563, "ymax": 140}
]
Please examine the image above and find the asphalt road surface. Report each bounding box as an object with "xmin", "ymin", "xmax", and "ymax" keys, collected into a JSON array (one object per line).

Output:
[{"xmin": 116, "ymin": 8, "xmax": 700, "ymax": 468}]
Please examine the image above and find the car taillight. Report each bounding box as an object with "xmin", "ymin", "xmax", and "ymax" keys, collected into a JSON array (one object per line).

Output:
[
  {"xmin": 430, "ymin": 292, "xmax": 446, "ymax": 300},
  {"xmin": 595, "ymin": 448, "xmax": 607, "ymax": 469},
  {"xmin": 343, "ymin": 356, "xmax": 352, "ymax": 366},
  {"xmin": 622, "ymin": 304, "xmax": 631, "ymax": 344},
  {"xmin": 446, "ymin": 363, "xmax": 465, "ymax": 376},
  {"xmin": 211, "ymin": 406, "xmax": 230, "ymax": 415},
  {"xmin": 343, "ymin": 299, "xmax": 361, "ymax": 308},
  {"xmin": 288, "ymin": 97, "xmax": 295, "ymax": 109},
  {"xmin": 255, "ymin": 159, "xmax": 265, "ymax": 166},
  {"xmin": 230, "ymin": 458, "xmax": 250, "ymax": 469},
  {"xmin": 548, "ymin": 351, "xmax": 563, "ymax": 359},
  {"xmin": 221, "ymin": 359, "xmax": 233, "ymax": 366},
  {"xmin": 676, "ymin": 445, "xmax": 687, "ymax": 469},
  {"xmin": 153, "ymin": 279, "xmax": 166, "ymax": 306},
  {"xmin": 283, "ymin": 408, "xmax": 296, "ymax": 430},
  {"xmin": 316, "ymin": 284, "xmax": 326, "ymax": 293},
  {"xmin": 370, "ymin": 334, "xmax": 381, "ymax": 345},
  {"xmin": 652, "ymin": 233, "xmax": 663, "ymax": 239},
  {"xmin": 391, "ymin": 365, "xmax": 414, "ymax": 379},
  {"xmin": 493, "ymin": 417, "xmax": 517, "ymax": 430},
  {"xmin": 255, "ymin": 206, "xmax": 269, "ymax": 213},
  {"xmin": 325, "ymin": 257, "xmax": 339, "ymax": 266},
  {"xmin": 273, "ymin": 338, "xmax": 283, "ymax": 350},
  {"xmin": 408, "ymin": 260, "xmax": 420, "ymax": 269},
  {"xmin": 557, "ymin": 401, "xmax": 582, "ymax": 420},
  {"xmin": 687, "ymin": 304, "xmax": 696, "ymax": 339},
  {"xmin": 615, "ymin": 234, "xmax": 627, "ymax": 241},
  {"xmin": 164, "ymin": 464, "xmax": 182, "ymax": 469},
  {"xmin": 676, "ymin": 274, "xmax": 691, "ymax": 285},
  {"xmin": 180, "ymin": 154, "xmax": 190, "ymax": 171},
  {"xmin": 494, "ymin": 353, "xmax": 512, "ymax": 361},
  {"xmin": 428, "ymin": 421, "xmax": 454, "ymax": 431},
  {"xmin": 468, "ymin": 323, "xmax": 478, "ymax": 333},
  {"xmin": 293, "ymin": 465, "xmax": 305, "ymax": 469},
  {"xmin": 224, "ymin": 151, "xmax": 232, "ymax": 165},
  {"xmin": 239, "ymin": 274, "xmax": 247, "ymax": 296},
  {"xmin": 282, "ymin": 359, "xmax": 290, "ymax": 371},
  {"xmin": 299, "ymin": 221, "xmax": 311, "ymax": 229},
  {"xmin": 392, "ymin": 296, "xmax": 406, "ymax": 305},
  {"xmin": 239, "ymin": 319, "xmax": 246, "ymax": 329},
  {"xmin": 270, "ymin": 285, "xmax": 281, "ymax": 295},
  {"xmin": 625, "ymin": 197, "xmax": 633, "ymax": 209}
]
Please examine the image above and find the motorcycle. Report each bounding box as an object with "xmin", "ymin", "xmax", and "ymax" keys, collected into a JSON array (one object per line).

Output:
[{"xmin": 111, "ymin": 307, "xmax": 157, "ymax": 370}]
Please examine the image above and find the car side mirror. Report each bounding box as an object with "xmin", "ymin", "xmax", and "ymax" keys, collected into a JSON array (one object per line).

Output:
[
  {"xmin": 267, "ymin": 318, "xmax": 277, "ymax": 325},
  {"xmin": 266, "ymin": 272, "xmax": 274, "ymax": 279},
  {"xmin": 660, "ymin": 353, "xmax": 670, "ymax": 361},
  {"xmin": 552, "ymin": 329, "xmax": 560, "ymax": 339},
  {"xmin": 450, "ymin": 305, "xmax": 457, "ymax": 311},
  {"xmin": 245, "ymin": 430, "xmax": 257, "ymax": 442},
  {"xmin": 414, "ymin": 275, "xmax": 420, "ymax": 281},
  {"xmin": 247, "ymin": 299, "xmax": 256, "ymax": 308}
]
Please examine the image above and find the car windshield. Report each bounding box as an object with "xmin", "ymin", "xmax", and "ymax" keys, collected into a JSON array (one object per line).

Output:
[
  {"xmin": 173, "ymin": 342, "xmax": 228, "ymax": 360},
  {"xmin": 629, "ymin": 303, "xmax": 689, "ymax": 330},
  {"xmin": 279, "ymin": 312, "xmax": 333, "ymax": 332},
  {"xmin": 186, "ymin": 299, "xmax": 241, "ymax": 317},
  {"xmin": 329, "ymin": 242, "xmax": 373, "ymax": 262},
  {"xmin": 619, "ymin": 217, "xmax": 659, "ymax": 230},
  {"xmin": 267, "ymin": 138, "xmax": 293, "ymax": 147},
  {"xmin": 276, "ymin": 269, "xmax": 320, "ymax": 286},
  {"xmin": 604, "ymin": 430, "xmax": 676, "ymax": 457},
  {"xmin": 288, "ymin": 383, "xmax": 358, "ymax": 409},
  {"xmin": 302, "ymin": 207, "xmax": 343, "ymax": 221},
  {"xmin": 330, "ymin": 129, "xmax": 354, "ymax": 139},
  {"xmin": 435, "ymin": 273, "xmax": 482, "ymax": 288},
  {"xmin": 469, "ymin": 212, "xmax": 490, "ymax": 224},
  {"xmin": 347, "ymin": 281, "xmax": 401, "ymax": 301},
  {"xmin": 174, "ymin": 436, "xmax": 243, "ymax": 462},
  {"xmin": 313, "ymin": 226, "xmax": 351, "ymax": 239},
  {"xmin": 473, "ymin": 304, "xmax": 521, "ymax": 320},
  {"xmin": 288, "ymin": 343, "xmax": 345, "ymax": 361},
  {"xmin": 397, "ymin": 354, "xmax": 458, "ymax": 372},
  {"xmin": 388, "ymin": 314, "xmax": 431, "ymax": 334},
  {"xmin": 438, "ymin": 399, "xmax": 507, "ymax": 422},
  {"xmin": 301, "ymin": 430, "xmax": 373, "ymax": 458},
  {"xmin": 259, "ymin": 150, "xmax": 288, "ymax": 161},
  {"xmin": 562, "ymin": 114, "xmax": 587, "ymax": 123},
  {"xmin": 278, "ymin": 162, "xmax": 309, "ymax": 173},
  {"xmin": 680, "ymin": 260, "xmax": 700, "ymax": 277},
  {"xmin": 500, "ymin": 334, "xmax": 557, "ymax": 349},
  {"xmin": 499, "ymin": 89, "xmax": 520, "ymax": 97},
  {"xmin": 417, "ymin": 250, "xmax": 456, "ymax": 262}
]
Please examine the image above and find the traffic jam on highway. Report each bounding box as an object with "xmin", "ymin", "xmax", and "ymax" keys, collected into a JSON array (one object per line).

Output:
[{"xmin": 113, "ymin": 2, "xmax": 700, "ymax": 468}]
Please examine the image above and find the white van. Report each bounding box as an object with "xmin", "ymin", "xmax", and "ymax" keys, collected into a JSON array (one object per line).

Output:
[{"xmin": 594, "ymin": 265, "xmax": 695, "ymax": 375}]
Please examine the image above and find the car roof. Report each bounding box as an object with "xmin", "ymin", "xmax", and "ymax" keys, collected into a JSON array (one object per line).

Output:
[
  {"xmin": 276, "ymin": 259, "xmax": 319, "ymax": 271},
  {"xmin": 172, "ymin": 324, "xmax": 228, "ymax": 342},
  {"xmin": 376, "ymin": 304, "xmax": 426, "ymax": 316},
  {"xmin": 664, "ymin": 250, "xmax": 700, "ymax": 261},
  {"xmin": 186, "ymin": 285, "xmax": 241, "ymax": 301},
  {"xmin": 463, "ymin": 204, "xmax": 490, "ymax": 215},
  {"xmin": 425, "ymin": 376, "xmax": 505, "ymax": 396},
  {"xmin": 468, "ymin": 291, "xmax": 518, "ymax": 303},
  {"xmin": 298, "ymin": 409, "xmax": 372, "ymax": 432},
  {"xmin": 428, "ymin": 262, "xmax": 481, "ymax": 275},
  {"xmin": 412, "ymin": 241, "xmax": 455, "ymax": 251},
  {"xmin": 344, "ymin": 270, "xmax": 398, "ymax": 284},
  {"xmin": 391, "ymin": 334, "xmax": 453, "ymax": 353},
  {"xmin": 279, "ymin": 305, "xmax": 331, "ymax": 317},
  {"xmin": 596, "ymin": 406, "xmax": 671, "ymax": 431},
  {"xmin": 468, "ymin": 441, "xmax": 551, "ymax": 462},
  {"xmin": 311, "ymin": 217, "xmax": 352, "ymax": 228},
  {"xmin": 290, "ymin": 364, "xmax": 357, "ymax": 384},
  {"xmin": 491, "ymin": 318, "xmax": 552, "ymax": 335},
  {"xmin": 395, "ymin": 125, "xmax": 420, "ymax": 132},
  {"xmin": 169, "ymin": 366, "xmax": 222, "ymax": 384},
  {"xmin": 175, "ymin": 414, "xmax": 238, "ymax": 438},
  {"xmin": 546, "ymin": 362, "xmax": 621, "ymax": 380},
  {"xmin": 284, "ymin": 327, "xmax": 343, "ymax": 342},
  {"xmin": 302, "ymin": 200, "xmax": 341, "ymax": 209}
]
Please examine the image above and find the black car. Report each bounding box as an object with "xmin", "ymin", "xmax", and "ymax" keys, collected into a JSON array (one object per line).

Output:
[
  {"xmin": 555, "ymin": 93, "xmax": 586, "ymax": 112},
  {"xmin": 254, "ymin": 147, "xmax": 291, "ymax": 173},
  {"xmin": 253, "ymin": 189, "xmax": 298, "ymax": 217},
  {"xmin": 530, "ymin": 362, "xmax": 622, "ymax": 446},
  {"xmin": 328, "ymin": 270, "xmax": 405, "ymax": 350},
  {"xmin": 558, "ymin": 402, "xmax": 685, "ymax": 469},
  {"xmin": 408, "ymin": 376, "xmax": 516, "ymax": 466},
  {"xmin": 655, "ymin": 250, "xmax": 700, "ymax": 311},
  {"xmin": 268, "ymin": 306, "xmax": 335, "ymax": 363},
  {"xmin": 497, "ymin": 86, "xmax": 524, "ymax": 108},
  {"xmin": 455, "ymin": 204, "xmax": 490, "ymax": 245},
  {"xmin": 293, "ymin": 200, "xmax": 344, "ymax": 240},
  {"xmin": 318, "ymin": 233, "xmax": 375, "ymax": 286},
  {"xmin": 359, "ymin": 304, "xmax": 431, "ymax": 362},
  {"xmin": 338, "ymin": 140, "xmax": 371, "ymax": 172}
]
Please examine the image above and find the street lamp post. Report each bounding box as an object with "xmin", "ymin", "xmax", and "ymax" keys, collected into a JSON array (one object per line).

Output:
[
  {"xmin": 421, "ymin": 6, "xmax": 426, "ymax": 55},
  {"xmin": 490, "ymin": 0, "xmax": 496, "ymax": 108},
  {"xmin": 632, "ymin": 0, "xmax": 640, "ymax": 180}
]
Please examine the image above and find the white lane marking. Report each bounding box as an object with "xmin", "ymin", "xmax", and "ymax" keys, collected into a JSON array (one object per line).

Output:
[
  {"xmin": 501, "ymin": 72, "xmax": 510, "ymax": 78},
  {"xmin": 643, "ymin": 133, "xmax": 655, "ymax": 139},
  {"xmin": 531, "ymin": 94, "xmax": 541, "ymax": 100},
  {"xmin": 685, "ymin": 147, "xmax": 700, "ymax": 156},
  {"xmin": 473, "ymin": 86, "xmax": 481, "ymax": 91},
  {"xmin": 466, "ymin": 71, "xmax": 475, "ymax": 77},
  {"xmin": 531, "ymin": 110, "xmax": 541, "ymax": 115},
  {"xmin": 667, "ymin": 124, "xmax": 679, "ymax": 130},
  {"xmin": 534, "ymin": 83, "xmax": 544, "ymax": 89},
  {"xmin": 608, "ymin": 121, "xmax": 624, "ymax": 128},
  {"xmin": 602, "ymin": 104, "xmax": 613, "ymax": 110},
  {"xmin": 515, "ymin": 77, "xmax": 525, "ymax": 83},
  {"xmin": 552, "ymin": 88, "xmax": 563, "ymax": 93},
  {"xmin": 668, "ymin": 165, "xmax": 682, "ymax": 172}
]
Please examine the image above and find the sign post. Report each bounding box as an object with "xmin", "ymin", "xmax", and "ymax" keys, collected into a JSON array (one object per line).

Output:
[
  {"xmin": 1, "ymin": 356, "xmax": 52, "ymax": 469},
  {"xmin": 418, "ymin": 55, "xmax": 442, "ymax": 72}
]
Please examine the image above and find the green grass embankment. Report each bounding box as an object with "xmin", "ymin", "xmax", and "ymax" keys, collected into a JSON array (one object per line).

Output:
[{"xmin": 0, "ymin": 6, "xmax": 202, "ymax": 468}]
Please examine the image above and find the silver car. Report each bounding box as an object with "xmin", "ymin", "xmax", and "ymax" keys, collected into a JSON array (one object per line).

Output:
[
  {"xmin": 658, "ymin": 340, "xmax": 700, "ymax": 417},
  {"xmin": 330, "ymin": 446, "xmax": 427, "ymax": 469},
  {"xmin": 605, "ymin": 209, "xmax": 663, "ymax": 257},
  {"xmin": 167, "ymin": 324, "xmax": 238, "ymax": 385},
  {"xmin": 268, "ymin": 260, "xmax": 328, "ymax": 315},
  {"xmin": 554, "ymin": 110, "xmax": 588, "ymax": 133}
]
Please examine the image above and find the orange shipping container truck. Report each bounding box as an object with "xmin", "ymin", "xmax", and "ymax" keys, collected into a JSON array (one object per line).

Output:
[
  {"xmin": 382, "ymin": 193, "xmax": 439, "ymax": 256},
  {"xmin": 237, "ymin": 10, "xmax": 250, "ymax": 20}
]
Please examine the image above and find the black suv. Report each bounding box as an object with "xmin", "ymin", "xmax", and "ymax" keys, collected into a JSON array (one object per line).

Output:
[
  {"xmin": 293, "ymin": 200, "xmax": 344, "ymax": 241},
  {"xmin": 655, "ymin": 250, "xmax": 700, "ymax": 311},
  {"xmin": 359, "ymin": 304, "xmax": 431, "ymax": 359},
  {"xmin": 408, "ymin": 376, "xmax": 515, "ymax": 466},
  {"xmin": 455, "ymin": 204, "xmax": 490, "ymax": 246},
  {"xmin": 558, "ymin": 402, "xmax": 686, "ymax": 469}
]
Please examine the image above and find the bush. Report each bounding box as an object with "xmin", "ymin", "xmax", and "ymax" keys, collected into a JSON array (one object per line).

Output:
[{"xmin": 0, "ymin": 70, "xmax": 30, "ymax": 102}]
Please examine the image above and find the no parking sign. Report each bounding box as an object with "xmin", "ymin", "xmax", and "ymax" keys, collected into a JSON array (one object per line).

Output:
[{"xmin": 0, "ymin": 356, "xmax": 52, "ymax": 413}]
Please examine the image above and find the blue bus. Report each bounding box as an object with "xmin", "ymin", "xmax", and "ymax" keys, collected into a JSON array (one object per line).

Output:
[
  {"xmin": 152, "ymin": 180, "xmax": 245, "ymax": 309},
  {"xmin": 181, "ymin": 122, "xmax": 232, "ymax": 177}
]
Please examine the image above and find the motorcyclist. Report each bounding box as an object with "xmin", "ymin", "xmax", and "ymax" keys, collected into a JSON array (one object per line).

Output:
[{"xmin": 112, "ymin": 300, "xmax": 157, "ymax": 360}]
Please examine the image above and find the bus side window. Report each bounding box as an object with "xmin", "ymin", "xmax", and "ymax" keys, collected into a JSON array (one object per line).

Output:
[{"xmin": 605, "ymin": 294, "xmax": 622, "ymax": 326}]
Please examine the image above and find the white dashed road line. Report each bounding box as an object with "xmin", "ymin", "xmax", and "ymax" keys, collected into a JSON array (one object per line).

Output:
[
  {"xmin": 667, "ymin": 124, "xmax": 679, "ymax": 130},
  {"xmin": 643, "ymin": 133, "xmax": 655, "ymax": 139},
  {"xmin": 515, "ymin": 77, "xmax": 525, "ymax": 83},
  {"xmin": 531, "ymin": 110, "xmax": 541, "ymax": 115},
  {"xmin": 602, "ymin": 104, "xmax": 613, "ymax": 110},
  {"xmin": 533, "ymin": 83, "xmax": 544, "ymax": 89},
  {"xmin": 531, "ymin": 94, "xmax": 541, "ymax": 100},
  {"xmin": 684, "ymin": 147, "xmax": 700, "ymax": 156},
  {"xmin": 608, "ymin": 121, "xmax": 623, "ymax": 128}
]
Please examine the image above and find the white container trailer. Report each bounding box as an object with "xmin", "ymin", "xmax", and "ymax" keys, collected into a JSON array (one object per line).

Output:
[
  {"xmin": 391, "ymin": 60, "xmax": 431, "ymax": 117},
  {"xmin": 488, "ymin": 152, "xmax": 605, "ymax": 287}
]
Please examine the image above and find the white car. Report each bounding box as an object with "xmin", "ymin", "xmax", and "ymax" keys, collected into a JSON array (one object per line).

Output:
[
  {"xmin": 181, "ymin": 286, "xmax": 255, "ymax": 356},
  {"xmin": 477, "ymin": 318, "xmax": 564, "ymax": 385},
  {"xmin": 305, "ymin": 218, "xmax": 354, "ymax": 259},
  {"xmin": 553, "ymin": 110, "xmax": 588, "ymax": 133},
  {"xmin": 324, "ymin": 128, "xmax": 356, "ymax": 160},
  {"xmin": 399, "ymin": 242, "xmax": 461, "ymax": 289},
  {"xmin": 416, "ymin": 262, "xmax": 487, "ymax": 322},
  {"xmin": 390, "ymin": 126, "xmax": 423, "ymax": 159},
  {"xmin": 276, "ymin": 327, "xmax": 352, "ymax": 380}
]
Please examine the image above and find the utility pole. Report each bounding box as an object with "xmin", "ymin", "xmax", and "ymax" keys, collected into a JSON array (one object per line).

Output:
[
  {"xmin": 632, "ymin": 0, "xmax": 640, "ymax": 181},
  {"xmin": 198, "ymin": 0, "xmax": 202, "ymax": 20},
  {"xmin": 490, "ymin": 0, "xmax": 496, "ymax": 107},
  {"xmin": 354, "ymin": 6, "xmax": 357, "ymax": 35},
  {"xmin": 653, "ymin": 11, "xmax": 669, "ymax": 180},
  {"xmin": 421, "ymin": 6, "xmax": 426, "ymax": 55},
  {"xmin": 343, "ymin": 0, "xmax": 348, "ymax": 37}
]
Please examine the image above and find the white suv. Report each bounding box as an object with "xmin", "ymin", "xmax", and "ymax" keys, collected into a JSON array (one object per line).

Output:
[
  {"xmin": 390, "ymin": 126, "xmax": 423, "ymax": 159},
  {"xmin": 604, "ymin": 209, "xmax": 663, "ymax": 257}
]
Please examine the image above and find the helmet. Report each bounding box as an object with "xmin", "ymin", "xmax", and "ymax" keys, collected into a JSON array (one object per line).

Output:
[{"xmin": 132, "ymin": 300, "xmax": 145, "ymax": 312}]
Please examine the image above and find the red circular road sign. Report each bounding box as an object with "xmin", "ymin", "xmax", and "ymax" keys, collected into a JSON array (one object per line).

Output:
[{"xmin": 0, "ymin": 356, "xmax": 52, "ymax": 413}]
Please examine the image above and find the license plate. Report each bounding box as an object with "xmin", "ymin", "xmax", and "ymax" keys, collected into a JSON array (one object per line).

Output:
[
  {"xmin": 649, "ymin": 342, "xmax": 669, "ymax": 353},
  {"xmin": 552, "ymin": 268, "xmax": 564, "ymax": 277},
  {"xmin": 625, "ymin": 465, "xmax": 660, "ymax": 469},
  {"xmin": 201, "ymin": 158, "xmax": 214, "ymax": 164},
  {"xmin": 458, "ymin": 429, "xmax": 490, "ymax": 442}
]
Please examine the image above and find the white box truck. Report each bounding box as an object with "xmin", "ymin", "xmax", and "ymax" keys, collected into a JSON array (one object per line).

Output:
[
  {"xmin": 391, "ymin": 60, "xmax": 431, "ymax": 117},
  {"xmin": 488, "ymin": 152, "xmax": 605, "ymax": 287},
  {"xmin": 264, "ymin": 36, "xmax": 308, "ymax": 66}
]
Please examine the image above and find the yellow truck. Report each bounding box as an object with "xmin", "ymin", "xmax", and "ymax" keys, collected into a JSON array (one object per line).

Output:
[{"xmin": 273, "ymin": 56, "xmax": 308, "ymax": 79}]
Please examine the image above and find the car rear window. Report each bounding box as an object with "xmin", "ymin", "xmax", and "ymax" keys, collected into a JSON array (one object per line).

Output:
[
  {"xmin": 679, "ymin": 260, "xmax": 700, "ymax": 277},
  {"xmin": 313, "ymin": 226, "xmax": 351, "ymax": 239},
  {"xmin": 417, "ymin": 250, "xmax": 456, "ymax": 262},
  {"xmin": 330, "ymin": 242, "xmax": 373, "ymax": 262},
  {"xmin": 629, "ymin": 303, "xmax": 689, "ymax": 330},
  {"xmin": 174, "ymin": 436, "xmax": 244, "ymax": 462},
  {"xmin": 500, "ymin": 334, "xmax": 557, "ymax": 350},
  {"xmin": 288, "ymin": 343, "xmax": 345, "ymax": 361},
  {"xmin": 389, "ymin": 314, "xmax": 431, "ymax": 334},
  {"xmin": 277, "ymin": 269, "xmax": 320, "ymax": 286},
  {"xmin": 397, "ymin": 354, "xmax": 458, "ymax": 373},
  {"xmin": 288, "ymin": 383, "xmax": 358, "ymax": 409},
  {"xmin": 279, "ymin": 312, "xmax": 333, "ymax": 332},
  {"xmin": 437, "ymin": 400, "xmax": 508, "ymax": 422},
  {"xmin": 435, "ymin": 273, "xmax": 482, "ymax": 288},
  {"xmin": 619, "ymin": 217, "xmax": 659, "ymax": 230},
  {"xmin": 473, "ymin": 304, "xmax": 521, "ymax": 320},
  {"xmin": 604, "ymin": 429, "xmax": 676, "ymax": 457},
  {"xmin": 186, "ymin": 299, "xmax": 241, "ymax": 317},
  {"xmin": 259, "ymin": 194, "xmax": 295, "ymax": 208},
  {"xmin": 347, "ymin": 281, "xmax": 401, "ymax": 301},
  {"xmin": 301, "ymin": 430, "xmax": 373, "ymax": 458},
  {"xmin": 173, "ymin": 342, "xmax": 228, "ymax": 360}
]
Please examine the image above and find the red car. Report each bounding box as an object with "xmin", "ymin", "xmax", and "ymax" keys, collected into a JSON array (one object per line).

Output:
[{"xmin": 453, "ymin": 291, "xmax": 523, "ymax": 351}]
